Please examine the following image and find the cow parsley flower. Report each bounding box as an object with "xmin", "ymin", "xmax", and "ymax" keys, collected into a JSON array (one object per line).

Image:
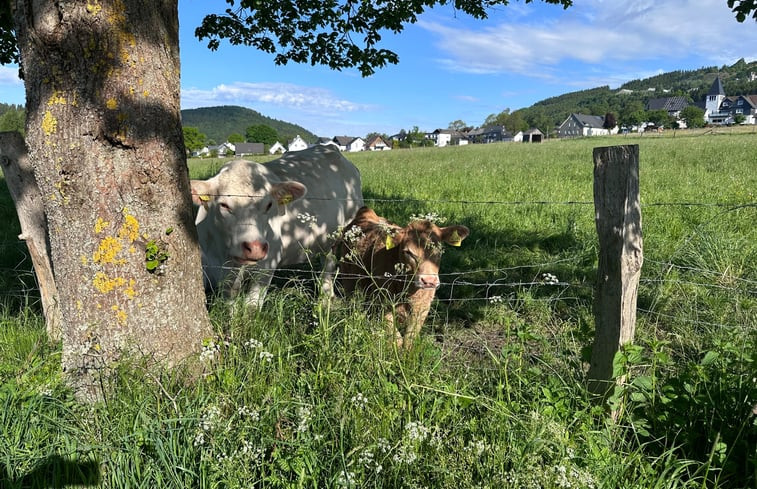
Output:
[
  {"xmin": 343, "ymin": 226, "xmax": 365, "ymax": 244},
  {"xmin": 410, "ymin": 212, "xmax": 446, "ymax": 224},
  {"xmin": 297, "ymin": 405, "xmax": 312, "ymax": 433},
  {"xmin": 259, "ymin": 350, "xmax": 274, "ymax": 363},
  {"xmin": 244, "ymin": 338, "xmax": 263, "ymax": 349},
  {"xmin": 297, "ymin": 212, "xmax": 318, "ymax": 227},
  {"xmin": 237, "ymin": 405, "xmax": 260, "ymax": 421},
  {"xmin": 541, "ymin": 272, "xmax": 559, "ymax": 285},
  {"xmin": 489, "ymin": 295, "xmax": 503, "ymax": 304},
  {"xmin": 350, "ymin": 392, "xmax": 368, "ymax": 409},
  {"xmin": 200, "ymin": 340, "xmax": 220, "ymax": 363},
  {"xmin": 404, "ymin": 421, "xmax": 430, "ymax": 442},
  {"xmin": 336, "ymin": 470, "xmax": 356, "ymax": 487}
]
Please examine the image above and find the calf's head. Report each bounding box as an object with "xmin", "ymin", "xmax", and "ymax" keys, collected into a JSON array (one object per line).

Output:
[
  {"xmin": 386, "ymin": 219, "xmax": 469, "ymax": 290},
  {"xmin": 190, "ymin": 161, "xmax": 306, "ymax": 265}
]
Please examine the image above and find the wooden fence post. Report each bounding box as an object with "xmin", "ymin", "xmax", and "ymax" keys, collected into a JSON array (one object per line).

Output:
[
  {"xmin": 587, "ymin": 144, "xmax": 643, "ymax": 398},
  {"xmin": 0, "ymin": 131, "xmax": 62, "ymax": 342}
]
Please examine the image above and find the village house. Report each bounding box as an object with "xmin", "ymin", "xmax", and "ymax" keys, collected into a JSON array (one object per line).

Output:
[
  {"xmin": 332, "ymin": 136, "xmax": 365, "ymax": 152},
  {"xmin": 466, "ymin": 125, "xmax": 523, "ymax": 144},
  {"xmin": 704, "ymin": 76, "xmax": 757, "ymax": 125},
  {"xmin": 557, "ymin": 114, "xmax": 616, "ymax": 138},
  {"xmin": 365, "ymin": 135, "xmax": 391, "ymax": 151},
  {"xmin": 287, "ymin": 135, "xmax": 309, "ymax": 152},
  {"xmin": 268, "ymin": 141, "xmax": 286, "ymax": 154}
]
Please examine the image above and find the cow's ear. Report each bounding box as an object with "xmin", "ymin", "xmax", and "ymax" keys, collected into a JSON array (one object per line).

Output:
[
  {"xmin": 272, "ymin": 181, "xmax": 307, "ymax": 207},
  {"xmin": 190, "ymin": 180, "xmax": 213, "ymax": 208},
  {"xmin": 440, "ymin": 225, "xmax": 470, "ymax": 247}
]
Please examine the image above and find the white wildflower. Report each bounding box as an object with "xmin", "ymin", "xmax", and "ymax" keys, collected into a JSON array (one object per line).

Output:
[
  {"xmin": 392, "ymin": 444, "xmax": 418, "ymax": 465},
  {"xmin": 410, "ymin": 212, "xmax": 446, "ymax": 224},
  {"xmin": 343, "ymin": 226, "xmax": 365, "ymax": 244},
  {"xmin": 377, "ymin": 438, "xmax": 391, "ymax": 453},
  {"xmin": 193, "ymin": 430, "xmax": 206, "ymax": 447},
  {"xmin": 489, "ymin": 295, "xmax": 503, "ymax": 304},
  {"xmin": 199, "ymin": 340, "xmax": 220, "ymax": 363},
  {"xmin": 541, "ymin": 272, "xmax": 559, "ymax": 285},
  {"xmin": 297, "ymin": 405, "xmax": 312, "ymax": 433},
  {"xmin": 297, "ymin": 212, "xmax": 318, "ymax": 227},
  {"xmin": 465, "ymin": 438, "xmax": 487, "ymax": 457},
  {"xmin": 244, "ymin": 338, "xmax": 263, "ymax": 349},
  {"xmin": 336, "ymin": 470, "xmax": 356, "ymax": 487},
  {"xmin": 350, "ymin": 392, "xmax": 368, "ymax": 409},
  {"xmin": 237, "ymin": 405, "xmax": 260, "ymax": 421},
  {"xmin": 404, "ymin": 421, "xmax": 430, "ymax": 442},
  {"xmin": 259, "ymin": 350, "xmax": 274, "ymax": 363}
]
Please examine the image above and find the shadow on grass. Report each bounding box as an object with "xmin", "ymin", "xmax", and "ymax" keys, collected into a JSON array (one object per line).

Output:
[{"xmin": 1, "ymin": 455, "xmax": 100, "ymax": 489}]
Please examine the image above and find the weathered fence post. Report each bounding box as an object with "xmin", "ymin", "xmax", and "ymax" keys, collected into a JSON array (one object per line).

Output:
[
  {"xmin": 587, "ymin": 144, "xmax": 643, "ymax": 398},
  {"xmin": 0, "ymin": 131, "xmax": 62, "ymax": 342}
]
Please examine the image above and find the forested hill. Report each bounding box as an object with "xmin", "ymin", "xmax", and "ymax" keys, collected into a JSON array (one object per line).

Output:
[
  {"xmin": 514, "ymin": 58, "xmax": 757, "ymax": 132},
  {"xmin": 180, "ymin": 105, "xmax": 317, "ymax": 145}
]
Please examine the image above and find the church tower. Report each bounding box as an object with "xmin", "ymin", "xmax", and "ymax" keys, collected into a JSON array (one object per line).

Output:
[{"xmin": 705, "ymin": 76, "xmax": 725, "ymax": 122}]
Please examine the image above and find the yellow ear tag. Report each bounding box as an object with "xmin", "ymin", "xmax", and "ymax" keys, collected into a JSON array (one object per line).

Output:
[
  {"xmin": 278, "ymin": 193, "xmax": 293, "ymax": 206},
  {"xmin": 199, "ymin": 195, "xmax": 210, "ymax": 202},
  {"xmin": 449, "ymin": 230, "xmax": 462, "ymax": 247},
  {"xmin": 385, "ymin": 234, "xmax": 396, "ymax": 250}
]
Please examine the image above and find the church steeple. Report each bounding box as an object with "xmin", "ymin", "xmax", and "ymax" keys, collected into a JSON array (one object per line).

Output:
[{"xmin": 705, "ymin": 76, "xmax": 726, "ymax": 119}]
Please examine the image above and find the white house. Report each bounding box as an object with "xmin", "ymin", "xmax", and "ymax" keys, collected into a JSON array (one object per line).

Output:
[
  {"xmin": 332, "ymin": 136, "xmax": 365, "ymax": 152},
  {"xmin": 288, "ymin": 135, "xmax": 309, "ymax": 152},
  {"xmin": 269, "ymin": 141, "xmax": 286, "ymax": 154}
]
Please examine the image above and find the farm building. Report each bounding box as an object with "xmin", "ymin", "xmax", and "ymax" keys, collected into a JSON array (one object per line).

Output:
[
  {"xmin": 557, "ymin": 113, "xmax": 616, "ymax": 138},
  {"xmin": 235, "ymin": 142, "xmax": 264, "ymax": 156}
]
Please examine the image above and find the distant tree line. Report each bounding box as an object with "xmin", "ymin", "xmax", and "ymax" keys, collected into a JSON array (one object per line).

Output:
[{"xmin": 0, "ymin": 103, "xmax": 24, "ymax": 135}]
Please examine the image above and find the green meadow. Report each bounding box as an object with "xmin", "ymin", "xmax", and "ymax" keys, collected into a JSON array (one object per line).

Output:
[{"xmin": 1, "ymin": 128, "xmax": 755, "ymax": 488}]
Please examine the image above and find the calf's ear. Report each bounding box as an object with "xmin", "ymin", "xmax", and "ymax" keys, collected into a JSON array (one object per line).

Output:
[
  {"xmin": 272, "ymin": 181, "xmax": 307, "ymax": 207},
  {"xmin": 440, "ymin": 225, "xmax": 470, "ymax": 247},
  {"xmin": 190, "ymin": 180, "xmax": 214, "ymax": 208}
]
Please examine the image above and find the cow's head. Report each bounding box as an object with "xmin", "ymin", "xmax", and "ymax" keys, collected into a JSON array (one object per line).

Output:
[
  {"xmin": 191, "ymin": 161, "xmax": 306, "ymax": 265},
  {"xmin": 386, "ymin": 219, "xmax": 469, "ymax": 290}
]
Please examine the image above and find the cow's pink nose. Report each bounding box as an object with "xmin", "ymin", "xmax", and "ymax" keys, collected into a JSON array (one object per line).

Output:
[
  {"xmin": 241, "ymin": 240, "xmax": 268, "ymax": 261},
  {"xmin": 419, "ymin": 274, "xmax": 440, "ymax": 289}
]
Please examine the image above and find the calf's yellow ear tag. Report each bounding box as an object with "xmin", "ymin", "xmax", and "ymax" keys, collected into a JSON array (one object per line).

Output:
[
  {"xmin": 449, "ymin": 230, "xmax": 463, "ymax": 247},
  {"xmin": 278, "ymin": 193, "xmax": 293, "ymax": 206},
  {"xmin": 385, "ymin": 234, "xmax": 396, "ymax": 250},
  {"xmin": 199, "ymin": 195, "xmax": 210, "ymax": 202}
]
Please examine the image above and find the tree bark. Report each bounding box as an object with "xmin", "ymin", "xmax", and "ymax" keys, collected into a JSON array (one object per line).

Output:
[
  {"xmin": 0, "ymin": 130, "xmax": 62, "ymax": 342},
  {"xmin": 587, "ymin": 145, "xmax": 643, "ymax": 399},
  {"xmin": 12, "ymin": 0, "xmax": 212, "ymax": 400}
]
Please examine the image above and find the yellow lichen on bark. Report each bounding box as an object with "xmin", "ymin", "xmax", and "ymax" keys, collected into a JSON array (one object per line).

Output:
[
  {"xmin": 93, "ymin": 272, "xmax": 126, "ymax": 293},
  {"xmin": 93, "ymin": 236, "xmax": 124, "ymax": 265},
  {"xmin": 41, "ymin": 111, "xmax": 57, "ymax": 136}
]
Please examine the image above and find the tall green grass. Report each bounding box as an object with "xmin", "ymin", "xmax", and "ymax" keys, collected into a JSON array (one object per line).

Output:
[{"xmin": 1, "ymin": 130, "xmax": 755, "ymax": 488}]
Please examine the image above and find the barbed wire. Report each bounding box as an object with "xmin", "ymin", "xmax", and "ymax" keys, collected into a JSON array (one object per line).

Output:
[{"xmin": 190, "ymin": 192, "xmax": 756, "ymax": 209}]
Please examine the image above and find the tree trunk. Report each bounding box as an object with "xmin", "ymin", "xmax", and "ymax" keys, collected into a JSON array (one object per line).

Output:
[
  {"xmin": 12, "ymin": 0, "xmax": 212, "ymax": 400},
  {"xmin": 0, "ymin": 130, "xmax": 62, "ymax": 342}
]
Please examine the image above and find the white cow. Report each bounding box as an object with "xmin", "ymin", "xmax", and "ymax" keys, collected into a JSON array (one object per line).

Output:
[{"xmin": 190, "ymin": 144, "xmax": 364, "ymax": 305}]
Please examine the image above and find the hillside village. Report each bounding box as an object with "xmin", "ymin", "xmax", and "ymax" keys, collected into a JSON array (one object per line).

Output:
[{"xmin": 190, "ymin": 71, "xmax": 757, "ymax": 158}]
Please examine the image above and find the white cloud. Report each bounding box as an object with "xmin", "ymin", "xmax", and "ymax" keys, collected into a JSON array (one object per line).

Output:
[
  {"xmin": 420, "ymin": 0, "xmax": 757, "ymax": 79},
  {"xmin": 0, "ymin": 65, "xmax": 22, "ymax": 85},
  {"xmin": 181, "ymin": 81, "xmax": 373, "ymax": 114}
]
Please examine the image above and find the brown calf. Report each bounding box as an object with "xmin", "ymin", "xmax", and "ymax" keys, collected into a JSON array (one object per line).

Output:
[{"xmin": 336, "ymin": 207, "xmax": 469, "ymax": 348}]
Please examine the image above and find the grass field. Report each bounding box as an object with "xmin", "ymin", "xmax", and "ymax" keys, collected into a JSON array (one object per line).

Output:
[{"xmin": 1, "ymin": 128, "xmax": 755, "ymax": 488}]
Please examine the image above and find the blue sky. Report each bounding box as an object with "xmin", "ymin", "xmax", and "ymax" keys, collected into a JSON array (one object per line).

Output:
[{"xmin": 2, "ymin": 0, "xmax": 757, "ymax": 138}]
